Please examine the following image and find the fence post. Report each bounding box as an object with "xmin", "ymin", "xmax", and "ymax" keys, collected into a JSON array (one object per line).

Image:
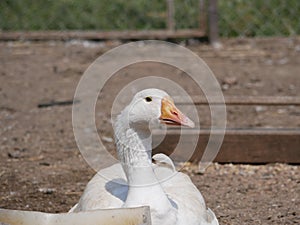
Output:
[
  {"xmin": 167, "ymin": 0, "xmax": 175, "ymax": 31},
  {"xmin": 208, "ymin": 0, "xmax": 221, "ymax": 48},
  {"xmin": 199, "ymin": 0, "xmax": 207, "ymax": 32}
]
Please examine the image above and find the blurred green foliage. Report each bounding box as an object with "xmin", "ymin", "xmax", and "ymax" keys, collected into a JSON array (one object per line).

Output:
[
  {"xmin": 0, "ymin": 0, "xmax": 299, "ymax": 37},
  {"xmin": 0, "ymin": 0, "xmax": 166, "ymax": 30}
]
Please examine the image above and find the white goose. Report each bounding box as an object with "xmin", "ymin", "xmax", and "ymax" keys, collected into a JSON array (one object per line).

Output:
[{"xmin": 70, "ymin": 89, "xmax": 219, "ymax": 225}]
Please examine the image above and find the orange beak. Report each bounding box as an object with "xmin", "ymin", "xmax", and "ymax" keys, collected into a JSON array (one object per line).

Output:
[{"xmin": 159, "ymin": 96, "xmax": 195, "ymax": 128}]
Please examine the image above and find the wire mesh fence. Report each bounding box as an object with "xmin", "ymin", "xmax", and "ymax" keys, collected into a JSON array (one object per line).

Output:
[
  {"xmin": 0, "ymin": 0, "xmax": 299, "ymax": 37},
  {"xmin": 218, "ymin": 0, "xmax": 300, "ymax": 37}
]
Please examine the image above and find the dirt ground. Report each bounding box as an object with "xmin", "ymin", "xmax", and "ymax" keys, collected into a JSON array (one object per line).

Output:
[{"xmin": 0, "ymin": 37, "xmax": 299, "ymax": 224}]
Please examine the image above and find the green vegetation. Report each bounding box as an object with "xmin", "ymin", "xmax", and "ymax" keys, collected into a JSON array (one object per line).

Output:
[
  {"xmin": 1, "ymin": 0, "xmax": 299, "ymax": 37},
  {"xmin": 0, "ymin": 0, "xmax": 167, "ymax": 30}
]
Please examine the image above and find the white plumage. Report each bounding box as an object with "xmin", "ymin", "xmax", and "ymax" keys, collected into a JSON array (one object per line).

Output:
[{"xmin": 70, "ymin": 89, "xmax": 219, "ymax": 225}]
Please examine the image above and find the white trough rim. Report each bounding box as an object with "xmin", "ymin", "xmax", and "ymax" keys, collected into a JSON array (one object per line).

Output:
[{"xmin": 0, "ymin": 206, "xmax": 151, "ymax": 225}]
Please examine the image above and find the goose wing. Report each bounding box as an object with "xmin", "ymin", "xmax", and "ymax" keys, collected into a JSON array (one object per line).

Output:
[
  {"xmin": 70, "ymin": 163, "xmax": 127, "ymax": 212},
  {"xmin": 153, "ymin": 154, "xmax": 219, "ymax": 225}
]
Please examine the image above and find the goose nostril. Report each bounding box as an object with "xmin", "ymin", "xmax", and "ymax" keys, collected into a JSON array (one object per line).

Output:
[{"xmin": 172, "ymin": 111, "xmax": 178, "ymax": 116}]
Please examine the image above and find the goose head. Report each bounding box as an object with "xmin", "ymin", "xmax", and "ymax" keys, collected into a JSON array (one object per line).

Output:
[
  {"xmin": 124, "ymin": 88, "xmax": 194, "ymax": 129},
  {"xmin": 114, "ymin": 89, "xmax": 194, "ymax": 186}
]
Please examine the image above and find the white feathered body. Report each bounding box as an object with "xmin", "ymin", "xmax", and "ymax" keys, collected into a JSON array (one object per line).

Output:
[{"xmin": 70, "ymin": 162, "xmax": 218, "ymax": 225}]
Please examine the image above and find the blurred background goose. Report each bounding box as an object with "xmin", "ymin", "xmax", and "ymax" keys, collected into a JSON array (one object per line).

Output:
[{"xmin": 70, "ymin": 88, "xmax": 219, "ymax": 225}]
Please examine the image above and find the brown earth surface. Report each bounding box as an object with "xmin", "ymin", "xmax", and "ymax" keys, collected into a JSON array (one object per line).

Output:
[{"xmin": 0, "ymin": 37, "xmax": 299, "ymax": 224}]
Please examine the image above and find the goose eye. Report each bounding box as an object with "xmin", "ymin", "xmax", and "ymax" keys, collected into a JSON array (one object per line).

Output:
[{"xmin": 145, "ymin": 96, "xmax": 152, "ymax": 102}]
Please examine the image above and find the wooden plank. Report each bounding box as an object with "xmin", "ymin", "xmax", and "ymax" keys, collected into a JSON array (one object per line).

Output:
[
  {"xmin": 0, "ymin": 30, "xmax": 206, "ymax": 41},
  {"xmin": 153, "ymin": 128, "xmax": 300, "ymax": 163},
  {"xmin": 174, "ymin": 95, "xmax": 300, "ymax": 106}
]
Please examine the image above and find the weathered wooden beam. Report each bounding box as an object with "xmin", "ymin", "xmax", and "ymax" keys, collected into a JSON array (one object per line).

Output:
[
  {"xmin": 153, "ymin": 128, "xmax": 300, "ymax": 163},
  {"xmin": 174, "ymin": 96, "xmax": 300, "ymax": 106},
  {"xmin": 0, "ymin": 30, "xmax": 206, "ymax": 41}
]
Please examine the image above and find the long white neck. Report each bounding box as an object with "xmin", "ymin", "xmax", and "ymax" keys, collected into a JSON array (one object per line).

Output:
[{"xmin": 113, "ymin": 110, "xmax": 173, "ymax": 209}]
